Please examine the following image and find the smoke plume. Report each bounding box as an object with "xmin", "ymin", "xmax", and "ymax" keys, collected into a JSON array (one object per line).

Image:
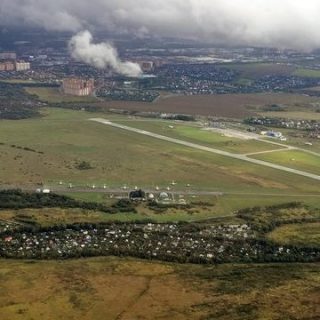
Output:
[
  {"xmin": 69, "ymin": 31, "xmax": 142, "ymax": 77},
  {"xmin": 1, "ymin": 1, "xmax": 320, "ymax": 50}
]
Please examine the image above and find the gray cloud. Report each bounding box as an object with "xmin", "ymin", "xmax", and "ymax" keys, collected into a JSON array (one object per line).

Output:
[
  {"xmin": 69, "ymin": 30, "xmax": 142, "ymax": 77},
  {"xmin": 1, "ymin": 0, "xmax": 320, "ymax": 50}
]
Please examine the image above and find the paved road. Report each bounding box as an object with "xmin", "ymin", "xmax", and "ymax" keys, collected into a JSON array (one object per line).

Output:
[{"xmin": 90, "ymin": 118, "xmax": 320, "ymax": 182}]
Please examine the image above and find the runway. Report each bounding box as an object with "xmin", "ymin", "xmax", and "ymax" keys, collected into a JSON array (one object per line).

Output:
[{"xmin": 90, "ymin": 118, "xmax": 320, "ymax": 182}]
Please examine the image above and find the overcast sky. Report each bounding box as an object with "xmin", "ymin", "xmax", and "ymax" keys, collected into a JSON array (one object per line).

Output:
[{"xmin": 1, "ymin": 0, "xmax": 320, "ymax": 50}]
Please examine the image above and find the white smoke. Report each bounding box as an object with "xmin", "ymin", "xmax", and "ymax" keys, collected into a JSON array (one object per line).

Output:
[
  {"xmin": 1, "ymin": 1, "xmax": 320, "ymax": 50},
  {"xmin": 69, "ymin": 31, "xmax": 142, "ymax": 77}
]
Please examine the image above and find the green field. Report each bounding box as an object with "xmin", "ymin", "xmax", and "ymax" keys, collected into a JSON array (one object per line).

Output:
[
  {"xmin": 114, "ymin": 119, "xmax": 282, "ymax": 154},
  {"xmin": 25, "ymin": 87, "xmax": 98, "ymax": 103},
  {"xmin": 227, "ymin": 63, "xmax": 296, "ymax": 79},
  {"xmin": 0, "ymin": 258, "xmax": 319, "ymax": 320},
  {"xmin": 250, "ymin": 150, "xmax": 320, "ymax": 176},
  {"xmin": 268, "ymin": 222, "xmax": 320, "ymax": 247},
  {"xmin": 294, "ymin": 68, "xmax": 320, "ymax": 78},
  {"xmin": 0, "ymin": 108, "xmax": 319, "ymax": 214},
  {"xmin": 261, "ymin": 127, "xmax": 320, "ymax": 154}
]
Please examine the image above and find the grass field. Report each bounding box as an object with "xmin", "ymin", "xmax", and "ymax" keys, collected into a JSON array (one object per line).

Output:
[
  {"xmin": 0, "ymin": 257, "xmax": 319, "ymax": 320},
  {"xmin": 259, "ymin": 110, "xmax": 320, "ymax": 120},
  {"xmin": 227, "ymin": 63, "xmax": 296, "ymax": 79},
  {"xmin": 113, "ymin": 119, "xmax": 283, "ymax": 154},
  {"xmin": 2, "ymin": 193, "xmax": 320, "ymax": 224},
  {"xmin": 25, "ymin": 87, "xmax": 98, "ymax": 103},
  {"xmin": 250, "ymin": 150, "xmax": 320, "ymax": 176},
  {"xmin": 268, "ymin": 222, "xmax": 320, "ymax": 247},
  {"xmin": 294, "ymin": 68, "xmax": 320, "ymax": 78},
  {"xmin": 0, "ymin": 108, "xmax": 319, "ymax": 192},
  {"xmin": 259, "ymin": 127, "xmax": 320, "ymax": 154}
]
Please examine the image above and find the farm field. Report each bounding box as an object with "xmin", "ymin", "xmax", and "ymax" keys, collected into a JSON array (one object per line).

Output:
[
  {"xmin": 98, "ymin": 93, "xmax": 318, "ymax": 118},
  {"xmin": 250, "ymin": 150, "xmax": 320, "ymax": 176},
  {"xmin": 268, "ymin": 222, "xmax": 320, "ymax": 248},
  {"xmin": 0, "ymin": 108, "xmax": 319, "ymax": 196},
  {"xmin": 25, "ymin": 87, "xmax": 98, "ymax": 103},
  {"xmin": 0, "ymin": 257, "xmax": 319, "ymax": 320}
]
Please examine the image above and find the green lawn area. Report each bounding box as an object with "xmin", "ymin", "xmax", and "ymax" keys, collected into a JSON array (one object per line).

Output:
[
  {"xmin": 250, "ymin": 150, "xmax": 320, "ymax": 176},
  {"xmin": 268, "ymin": 222, "xmax": 320, "ymax": 247},
  {"xmin": 25, "ymin": 87, "xmax": 98, "ymax": 103}
]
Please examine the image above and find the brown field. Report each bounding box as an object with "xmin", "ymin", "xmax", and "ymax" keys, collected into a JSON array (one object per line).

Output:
[
  {"xmin": 0, "ymin": 258, "xmax": 319, "ymax": 320},
  {"xmin": 100, "ymin": 93, "xmax": 318, "ymax": 118}
]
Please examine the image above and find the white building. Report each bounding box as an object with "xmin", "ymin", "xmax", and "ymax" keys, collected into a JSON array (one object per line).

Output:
[{"xmin": 15, "ymin": 61, "xmax": 31, "ymax": 71}]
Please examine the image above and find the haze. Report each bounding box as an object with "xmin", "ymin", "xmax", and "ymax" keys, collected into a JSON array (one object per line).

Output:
[{"xmin": 1, "ymin": 0, "xmax": 320, "ymax": 50}]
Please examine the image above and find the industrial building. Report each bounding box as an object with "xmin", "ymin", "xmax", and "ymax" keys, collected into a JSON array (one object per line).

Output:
[{"xmin": 62, "ymin": 78, "xmax": 95, "ymax": 96}]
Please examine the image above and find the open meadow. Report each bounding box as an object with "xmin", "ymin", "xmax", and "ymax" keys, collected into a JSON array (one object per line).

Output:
[
  {"xmin": 268, "ymin": 222, "xmax": 320, "ymax": 248},
  {"xmin": 0, "ymin": 257, "xmax": 319, "ymax": 320}
]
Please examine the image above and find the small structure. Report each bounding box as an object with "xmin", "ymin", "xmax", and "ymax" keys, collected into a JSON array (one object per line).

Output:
[
  {"xmin": 36, "ymin": 188, "xmax": 51, "ymax": 194},
  {"xmin": 158, "ymin": 192, "xmax": 172, "ymax": 203},
  {"xmin": 129, "ymin": 189, "xmax": 146, "ymax": 201},
  {"xmin": 148, "ymin": 193, "xmax": 155, "ymax": 200}
]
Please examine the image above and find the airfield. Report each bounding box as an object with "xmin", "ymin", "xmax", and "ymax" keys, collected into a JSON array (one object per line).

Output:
[
  {"xmin": 1, "ymin": 67, "xmax": 320, "ymax": 320},
  {"xmin": 0, "ymin": 107, "xmax": 319, "ymax": 222}
]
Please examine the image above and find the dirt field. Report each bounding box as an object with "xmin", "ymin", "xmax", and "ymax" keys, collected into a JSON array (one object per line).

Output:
[
  {"xmin": 0, "ymin": 257, "xmax": 319, "ymax": 320},
  {"xmin": 100, "ymin": 93, "xmax": 318, "ymax": 118}
]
